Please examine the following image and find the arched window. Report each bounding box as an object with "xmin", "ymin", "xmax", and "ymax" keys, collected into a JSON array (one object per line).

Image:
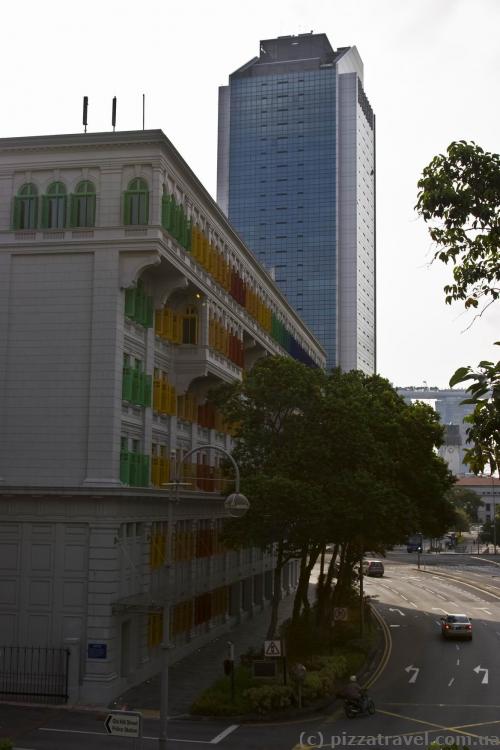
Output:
[
  {"xmin": 13, "ymin": 183, "xmax": 38, "ymax": 229},
  {"xmin": 123, "ymin": 178, "xmax": 149, "ymax": 225},
  {"xmin": 42, "ymin": 181, "xmax": 67, "ymax": 229},
  {"xmin": 70, "ymin": 180, "xmax": 96, "ymax": 227},
  {"xmin": 182, "ymin": 305, "xmax": 198, "ymax": 345}
]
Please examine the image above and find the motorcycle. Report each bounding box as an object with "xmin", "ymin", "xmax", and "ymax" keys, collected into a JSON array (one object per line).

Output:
[{"xmin": 344, "ymin": 690, "xmax": 376, "ymax": 718}]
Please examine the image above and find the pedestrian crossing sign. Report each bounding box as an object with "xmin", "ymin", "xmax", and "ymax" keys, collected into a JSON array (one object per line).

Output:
[{"xmin": 264, "ymin": 639, "xmax": 282, "ymax": 657}]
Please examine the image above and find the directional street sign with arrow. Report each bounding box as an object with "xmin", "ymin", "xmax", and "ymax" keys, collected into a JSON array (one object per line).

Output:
[
  {"xmin": 473, "ymin": 665, "xmax": 489, "ymax": 684},
  {"xmin": 405, "ymin": 665, "xmax": 420, "ymax": 683},
  {"xmin": 104, "ymin": 710, "xmax": 142, "ymax": 738}
]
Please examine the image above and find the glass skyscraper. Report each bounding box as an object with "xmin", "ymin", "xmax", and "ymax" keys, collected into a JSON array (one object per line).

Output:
[{"xmin": 217, "ymin": 33, "xmax": 376, "ymax": 372}]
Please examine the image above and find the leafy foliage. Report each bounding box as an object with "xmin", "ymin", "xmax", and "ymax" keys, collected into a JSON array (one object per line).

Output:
[
  {"xmin": 211, "ymin": 357, "xmax": 455, "ymax": 631},
  {"xmin": 416, "ymin": 141, "xmax": 500, "ymax": 309},
  {"xmin": 446, "ymin": 486, "xmax": 484, "ymax": 523},
  {"xmin": 449, "ymin": 345, "xmax": 500, "ymax": 474}
]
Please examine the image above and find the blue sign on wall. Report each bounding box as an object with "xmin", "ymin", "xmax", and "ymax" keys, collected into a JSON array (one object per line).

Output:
[{"xmin": 88, "ymin": 643, "xmax": 107, "ymax": 659}]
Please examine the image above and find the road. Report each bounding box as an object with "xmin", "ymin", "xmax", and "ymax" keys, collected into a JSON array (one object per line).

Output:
[{"xmin": 3, "ymin": 551, "xmax": 500, "ymax": 749}]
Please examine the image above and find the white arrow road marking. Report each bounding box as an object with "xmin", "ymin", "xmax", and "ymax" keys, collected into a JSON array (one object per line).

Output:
[
  {"xmin": 473, "ymin": 665, "xmax": 489, "ymax": 684},
  {"xmin": 389, "ymin": 608, "xmax": 405, "ymax": 616},
  {"xmin": 405, "ymin": 665, "xmax": 420, "ymax": 683},
  {"xmin": 448, "ymin": 678, "xmax": 455, "ymax": 687}
]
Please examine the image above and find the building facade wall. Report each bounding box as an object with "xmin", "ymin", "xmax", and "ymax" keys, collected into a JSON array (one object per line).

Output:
[{"xmin": 0, "ymin": 130, "xmax": 316, "ymax": 704}]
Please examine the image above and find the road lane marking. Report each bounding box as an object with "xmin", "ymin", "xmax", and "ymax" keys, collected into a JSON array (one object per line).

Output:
[
  {"xmin": 389, "ymin": 624, "xmax": 400, "ymax": 628},
  {"xmin": 377, "ymin": 709, "xmax": 485, "ymax": 739},
  {"xmin": 39, "ymin": 728, "xmax": 214, "ymax": 744},
  {"xmin": 473, "ymin": 665, "xmax": 489, "ymax": 684},
  {"xmin": 405, "ymin": 665, "xmax": 419, "ymax": 683},
  {"xmin": 400, "ymin": 594, "xmax": 409, "ymax": 600},
  {"xmin": 409, "ymin": 601, "xmax": 418, "ymax": 607},
  {"xmin": 448, "ymin": 678, "xmax": 455, "ymax": 686},
  {"xmin": 364, "ymin": 605, "xmax": 392, "ymax": 689},
  {"xmin": 457, "ymin": 658, "xmax": 460, "ymax": 666},
  {"xmin": 473, "ymin": 607, "xmax": 493, "ymax": 614},
  {"xmin": 210, "ymin": 725, "xmax": 239, "ymax": 744},
  {"xmin": 456, "ymin": 645, "xmax": 460, "ymax": 650}
]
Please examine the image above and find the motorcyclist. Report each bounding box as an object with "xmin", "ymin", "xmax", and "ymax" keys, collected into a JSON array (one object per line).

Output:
[{"xmin": 343, "ymin": 675, "xmax": 368, "ymax": 712}]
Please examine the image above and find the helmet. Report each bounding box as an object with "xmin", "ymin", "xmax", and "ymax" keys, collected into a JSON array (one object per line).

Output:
[{"xmin": 349, "ymin": 675, "xmax": 357, "ymax": 682}]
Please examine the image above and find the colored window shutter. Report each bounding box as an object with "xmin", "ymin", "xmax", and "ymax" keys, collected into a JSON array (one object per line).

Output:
[{"xmin": 123, "ymin": 192, "xmax": 131, "ymax": 224}]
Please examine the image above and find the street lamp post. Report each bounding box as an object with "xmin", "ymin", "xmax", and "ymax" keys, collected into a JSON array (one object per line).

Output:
[{"xmin": 158, "ymin": 445, "xmax": 249, "ymax": 750}]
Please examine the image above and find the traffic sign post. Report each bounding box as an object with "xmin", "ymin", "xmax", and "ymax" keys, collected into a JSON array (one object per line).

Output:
[
  {"xmin": 264, "ymin": 639, "xmax": 287, "ymax": 686},
  {"xmin": 264, "ymin": 639, "xmax": 282, "ymax": 657},
  {"xmin": 104, "ymin": 710, "xmax": 143, "ymax": 748}
]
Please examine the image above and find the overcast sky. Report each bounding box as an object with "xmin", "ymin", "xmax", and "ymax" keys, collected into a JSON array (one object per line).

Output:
[{"xmin": 2, "ymin": 0, "xmax": 499, "ymax": 388}]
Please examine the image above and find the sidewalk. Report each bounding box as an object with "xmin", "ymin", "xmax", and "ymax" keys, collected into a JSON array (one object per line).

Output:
[{"xmin": 116, "ymin": 593, "xmax": 297, "ymax": 716}]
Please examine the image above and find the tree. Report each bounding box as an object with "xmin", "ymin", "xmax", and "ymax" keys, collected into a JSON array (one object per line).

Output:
[
  {"xmin": 416, "ymin": 141, "xmax": 500, "ymax": 310},
  {"xmin": 210, "ymin": 356, "xmax": 327, "ymax": 637},
  {"xmin": 212, "ymin": 359, "xmax": 456, "ymax": 636},
  {"xmin": 450, "ymin": 349, "xmax": 500, "ymax": 474},
  {"xmin": 446, "ymin": 486, "xmax": 484, "ymax": 523},
  {"xmin": 417, "ymin": 141, "xmax": 500, "ymax": 476}
]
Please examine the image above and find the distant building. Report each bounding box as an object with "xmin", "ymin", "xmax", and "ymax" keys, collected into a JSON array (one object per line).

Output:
[
  {"xmin": 217, "ymin": 32, "xmax": 376, "ymax": 372},
  {"xmin": 455, "ymin": 476, "xmax": 500, "ymax": 524},
  {"xmin": 397, "ymin": 387, "xmax": 475, "ymax": 476},
  {"xmin": 0, "ymin": 130, "xmax": 324, "ymax": 704}
]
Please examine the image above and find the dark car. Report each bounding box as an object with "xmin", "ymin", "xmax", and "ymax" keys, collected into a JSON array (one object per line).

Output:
[
  {"xmin": 441, "ymin": 614, "xmax": 472, "ymax": 640},
  {"xmin": 363, "ymin": 560, "xmax": 384, "ymax": 577}
]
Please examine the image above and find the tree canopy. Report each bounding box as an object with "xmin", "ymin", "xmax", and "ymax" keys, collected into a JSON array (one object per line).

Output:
[
  {"xmin": 211, "ymin": 357, "xmax": 455, "ymax": 633},
  {"xmin": 417, "ymin": 140, "xmax": 500, "ymax": 476},
  {"xmin": 416, "ymin": 140, "xmax": 500, "ymax": 310}
]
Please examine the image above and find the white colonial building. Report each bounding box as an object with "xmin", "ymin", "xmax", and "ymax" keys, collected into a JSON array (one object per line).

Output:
[{"xmin": 0, "ymin": 130, "xmax": 325, "ymax": 704}]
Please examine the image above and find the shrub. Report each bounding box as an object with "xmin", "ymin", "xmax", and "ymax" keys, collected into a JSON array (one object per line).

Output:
[
  {"xmin": 243, "ymin": 684, "xmax": 294, "ymax": 714},
  {"xmin": 0, "ymin": 740, "xmax": 14, "ymax": 750}
]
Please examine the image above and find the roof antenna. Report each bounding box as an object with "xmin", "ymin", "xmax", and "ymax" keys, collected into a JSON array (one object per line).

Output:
[
  {"xmin": 82, "ymin": 96, "xmax": 88, "ymax": 134},
  {"xmin": 142, "ymin": 93, "xmax": 145, "ymax": 130},
  {"xmin": 112, "ymin": 96, "xmax": 117, "ymax": 132}
]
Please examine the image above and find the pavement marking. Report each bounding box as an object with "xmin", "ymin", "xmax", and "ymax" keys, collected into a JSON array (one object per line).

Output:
[
  {"xmin": 432, "ymin": 607, "xmax": 448, "ymax": 614},
  {"xmin": 389, "ymin": 624, "xmax": 400, "ymax": 628},
  {"xmin": 457, "ymin": 658, "xmax": 460, "ymax": 666},
  {"xmin": 39, "ymin": 727, "xmax": 216, "ymax": 744},
  {"xmin": 448, "ymin": 677, "xmax": 455, "ymax": 686},
  {"xmin": 474, "ymin": 607, "xmax": 493, "ymax": 614},
  {"xmin": 409, "ymin": 601, "xmax": 418, "ymax": 607},
  {"xmin": 210, "ymin": 725, "xmax": 239, "ymax": 744},
  {"xmin": 400, "ymin": 594, "xmax": 409, "ymax": 601},
  {"xmin": 364, "ymin": 604, "xmax": 392, "ymax": 689},
  {"xmin": 376, "ymin": 709, "xmax": 484, "ymax": 739}
]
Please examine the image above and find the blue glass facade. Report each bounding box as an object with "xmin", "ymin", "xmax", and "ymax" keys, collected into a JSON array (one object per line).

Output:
[{"xmin": 227, "ymin": 68, "xmax": 338, "ymax": 366}]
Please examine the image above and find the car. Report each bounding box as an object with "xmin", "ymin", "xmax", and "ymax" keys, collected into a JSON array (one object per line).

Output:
[
  {"xmin": 440, "ymin": 613, "xmax": 472, "ymax": 640},
  {"xmin": 363, "ymin": 560, "xmax": 384, "ymax": 577}
]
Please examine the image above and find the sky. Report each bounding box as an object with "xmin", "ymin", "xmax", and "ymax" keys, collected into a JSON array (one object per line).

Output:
[{"xmin": 1, "ymin": 0, "xmax": 499, "ymax": 388}]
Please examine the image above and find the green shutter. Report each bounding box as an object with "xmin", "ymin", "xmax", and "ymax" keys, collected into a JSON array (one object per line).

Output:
[
  {"xmin": 140, "ymin": 454, "xmax": 150, "ymax": 486},
  {"xmin": 125, "ymin": 288, "xmax": 136, "ymax": 319},
  {"xmin": 69, "ymin": 195, "xmax": 78, "ymax": 227},
  {"xmin": 122, "ymin": 366, "xmax": 133, "ymax": 401},
  {"xmin": 41, "ymin": 196, "xmax": 49, "ymax": 229},
  {"xmin": 143, "ymin": 192, "xmax": 150, "ymax": 225},
  {"xmin": 120, "ymin": 451, "xmax": 131, "ymax": 484},
  {"xmin": 12, "ymin": 197, "xmax": 22, "ymax": 230},
  {"xmin": 135, "ymin": 286, "xmax": 145, "ymax": 325},
  {"xmin": 123, "ymin": 192, "xmax": 131, "ymax": 225},
  {"xmin": 62, "ymin": 195, "xmax": 68, "ymax": 228},
  {"xmin": 88, "ymin": 193, "xmax": 96, "ymax": 227},
  {"xmin": 131, "ymin": 369, "xmax": 141, "ymax": 405},
  {"xmin": 186, "ymin": 221, "xmax": 192, "ymax": 251}
]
